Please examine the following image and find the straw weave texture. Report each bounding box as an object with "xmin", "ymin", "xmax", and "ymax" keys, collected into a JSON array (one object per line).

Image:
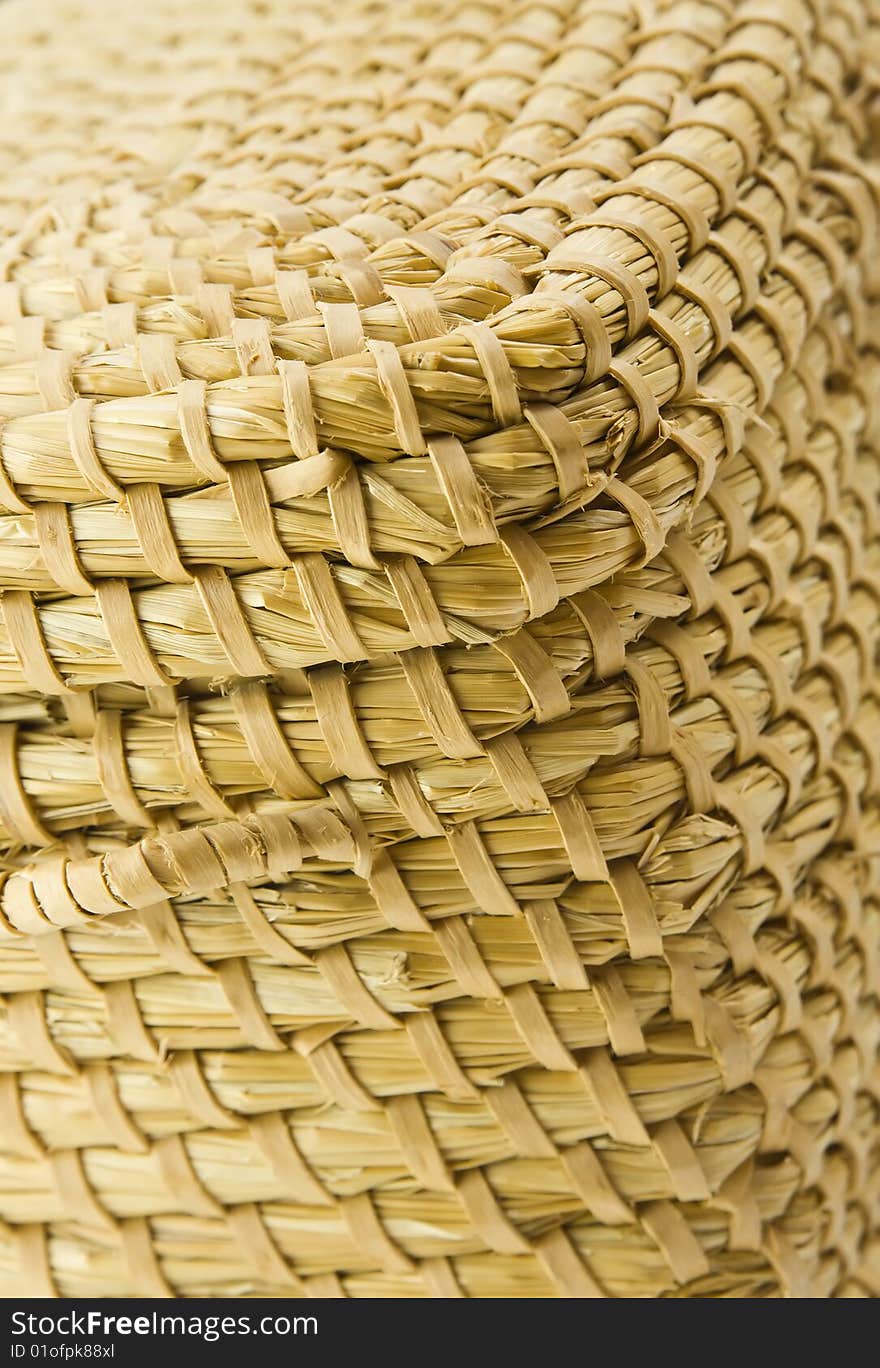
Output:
[{"xmin": 0, "ymin": 0, "xmax": 878, "ymax": 1298}]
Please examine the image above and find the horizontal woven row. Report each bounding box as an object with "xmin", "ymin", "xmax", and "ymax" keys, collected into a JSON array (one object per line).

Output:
[{"xmin": 0, "ymin": 0, "xmax": 878, "ymax": 1299}]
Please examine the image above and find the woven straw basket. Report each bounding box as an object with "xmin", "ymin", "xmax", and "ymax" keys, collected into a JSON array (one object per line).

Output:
[{"xmin": 0, "ymin": 0, "xmax": 878, "ymax": 1300}]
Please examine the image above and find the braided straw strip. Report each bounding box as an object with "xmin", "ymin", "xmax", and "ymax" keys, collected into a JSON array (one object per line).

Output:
[
  {"xmin": 0, "ymin": 784, "xmax": 876, "ymax": 1296},
  {"xmin": 1, "ymin": 711, "xmax": 877, "ymax": 1005},
  {"xmin": 0, "ymin": 324, "xmax": 872, "ymax": 852},
  {"xmin": 0, "ymin": 0, "xmax": 509, "ymax": 253},
  {"xmin": 1, "ymin": 777, "xmax": 875, "ymax": 1171},
  {"xmin": 0, "ymin": 182, "xmax": 868, "ymax": 699},
  {"xmin": 2, "ymin": 1152, "xmax": 876, "ymax": 1299},
  {"xmin": 1, "ymin": 774, "xmax": 875, "ymax": 1298},
  {"xmin": 0, "ymin": 0, "xmax": 853, "ymax": 514},
  {"xmin": 0, "ymin": 677, "xmax": 875, "ymax": 1056},
  {"xmin": 0, "ymin": 0, "xmax": 675, "ymax": 441},
  {"xmin": 251, "ymin": 0, "xmax": 637, "ymax": 262},
  {"xmin": 2, "ymin": 773, "xmax": 873, "ymax": 1137},
  {"xmin": 185, "ymin": 0, "xmax": 581, "ymax": 230},
  {"xmin": 194, "ymin": 0, "xmax": 834, "ymax": 362},
  {"xmin": 0, "ymin": 0, "xmax": 479, "ymax": 295},
  {"xmin": 267, "ymin": 0, "xmax": 866, "ymax": 457},
  {"xmin": 0, "ymin": 300, "xmax": 866, "ymax": 659},
  {"xmin": 0, "ymin": 0, "xmax": 719, "ymax": 390},
  {"xmin": 0, "ymin": 1070, "xmax": 876, "ymax": 1297},
  {"xmin": 0, "ymin": 0, "xmax": 683, "ymax": 318},
  {"xmin": 1, "ymin": 0, "xmax": 630, "ymax": 325},
  {"xmin": 0, "ymin": 54, "xmax": 864, "ymax": 640},
  {"xmin": 0, "ymin": 298, "xmax": 864, "ymax": 831},
  {"xmin": 300, "ymin": 0, "xmax": 735, "ymax": 275},
  {"xmin": 0, "ymin": 0, "xmax": 338, "ymax": 208},
  {"xmin": 0, "ymin": 0, "xmax": 859, "ymax": 487},
  {"xmin": 0, "ymin": 307, "xmax": 858, "ymax": 781}
]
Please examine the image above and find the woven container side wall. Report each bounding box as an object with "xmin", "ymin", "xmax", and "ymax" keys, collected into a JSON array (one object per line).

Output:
[{"xmin": 0, "ymin": 0, "xmax": 878, "ymax": 1299}]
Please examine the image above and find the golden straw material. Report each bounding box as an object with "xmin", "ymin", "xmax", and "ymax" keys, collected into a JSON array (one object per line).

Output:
[{"xmin": 0, "ymin": 0, "xmax": 878, "ymax": 1302}]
